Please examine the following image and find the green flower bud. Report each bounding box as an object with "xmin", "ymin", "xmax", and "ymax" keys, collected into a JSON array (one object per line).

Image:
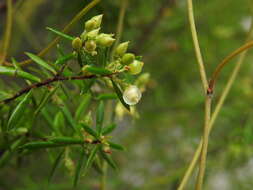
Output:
[
  {"xmin": 85, "ymin": 40, "xmax": 96, "ymax": 52},
  {"xmin": 85, "ymin": 20, "xmax": 96, "ymax": 32},
  {"xmin": 96, "ymin": 33, "xmax": 115, "ymax": 47},
  {"xmin": 102, "ymin": 145, "xmax": 112, "ymax": 154},
  {"xmin": 82, "ymin": 65, "xmax": 92, "ymax": 75},
  {"xmin": 91, "ymin": 14, "xmax": 103, "ymax": 28},
  {"xmin": 128, "ymin": 60, "xmax": 144, "ymax": 75},
  {"xmin": 80, "ymin": 31, "xmax": 87, "ymax": 41},
  {"xmin": 85, "ymin": 14, "xmax": 103, "ymax": 31},
  {"xmin": 122, "ymin": 53, "xmax": 135, "ymax": 65},
  {"xmin": 72, "ymin": 37, "xmax": 82, "ymax": 50},
  {"xmin": 123, "ymin": 85, "xmax": 142, "ymax": 105},
  {"xmin": 86, "ymin": 28, "xmax": 100, "ymax": 39},
  {"xmin": 115, "ymin": 41, "xmax": 129, "ymax": 57}
]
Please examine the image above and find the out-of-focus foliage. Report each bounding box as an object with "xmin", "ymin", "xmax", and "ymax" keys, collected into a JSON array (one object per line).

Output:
[{"xmin": 1, "ymin": 0, "xmax": 253, "ymax": 189}]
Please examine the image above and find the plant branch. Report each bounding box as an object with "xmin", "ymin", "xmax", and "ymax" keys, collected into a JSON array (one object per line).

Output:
[
  {"xmin": 208, "ymin": 40, "xmax": 253, "ymax": 92},
  {"xmin": 1, "ymin": 73, "xmax": 117, "ymax": 104},
  {"xmin": 0, "ymin": 0, "xmax": 13, "ymax": 65},
  {"xmin": 195, "ymin": 96, "xmax": 211, "ymax": 190},
  {"xmin": 15, "ymin": 0, "xmax": 100, "ymax": 66},
  {"xmin": 177, "ymin": 19, "xmax": 253, "ymax": 190},
  {"xmin": 187, "ymin": 0, "xmax": 208, "ymax": 92}
]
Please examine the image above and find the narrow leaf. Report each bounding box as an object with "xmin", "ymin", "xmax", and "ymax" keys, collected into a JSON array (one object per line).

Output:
[
  {"xmin": 111, "ymin": 79, "xmax": 130, "ymax": 111},
  {"xmin": 81, "ymin": 123, "xmax": 98, "ymax": 138},
  {"xmin": 7, "ymin": 91, "xmax": 33, "ymax": 130},
  {"xmin": 48, "ymin": 149, "xmax": 65, "ymax": 183},
  {"xmin": 26, "ymin": 52, "xmax": 57, "ymax": 74},
  {"xmin": 73, "ymin": 149, "xmax": 86, "ymax": 187},
  {"xmin": 97, "ymin": 93, "xmax": 117, "ymax": 100},
  {"xmin": 108, "ymin": 141, "xmax": 125, "ymax": 151},
  {"xmin": 55, "ymin": 52, "xmax": 76, "ymax": 65},
  {"xmin": 74, "ymin": 93, "xmax": 91, "ymax": 121},
  {"xmin": 100, "ymin": 150, "xmax": 117, "ymax": 170},
  {"xmin": 50, "ymin": 137, "xmax": 83, "ymax": 144},
  {"xmin": 60, "ymin": 103, "xmax": 78, "ymax": 134},
  {"xmin": 35, "ymin": 85, "xmax": 59, "ymax": 116},
  {"xmin": 86, "ymin": 66, "xmax": 112, "ymax": 75},
  {"xmin": 83, "ymin": 146, "xmax": 99, "ymax": 176},
  {"xmin": 21, "ymin": 141, "xmax": 62, "ymax": 150},
  {"xmin": 0, "ymin": 137, "xmax": 26, "ymax": 168},
  {"xmin": 46, "ymin": 27, "xmax": 74, "ymax": 41},
  {"xmin": 0, "ymin": 66, "xmax": 41, "ymax": 82},
  {"xmin": 96, "ymin": 101, "xmax": 104, "ymax": 133},
  {"xmin": 102, "ymin": 123, "xmax": 116, "ymax": 135}
]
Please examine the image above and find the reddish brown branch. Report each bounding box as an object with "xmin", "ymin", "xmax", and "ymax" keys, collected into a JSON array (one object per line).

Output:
[
  {"xmin": 208, "ymin": 40, "xmax": 253, "ymax": 94},
  {"xmin": 1, "ymin": 73, "xmax": 115, "ymax": 104}
]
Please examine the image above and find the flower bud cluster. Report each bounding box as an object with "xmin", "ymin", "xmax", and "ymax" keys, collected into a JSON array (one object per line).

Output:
[
  {"xmin": 110, "ymin": 42, "xmax": 144, "ymax": 75},
  {"xmin": 72, "ymin": 14, "xmax": 116, "ymax": 56}
]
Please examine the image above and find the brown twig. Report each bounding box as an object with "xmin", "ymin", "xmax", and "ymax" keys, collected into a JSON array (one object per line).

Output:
[
  {"xmin": 208, "ymin": 40, "xmax": 253, "ymax": 93},
  {"xmin": 1, "ymin": 73, "xmax": 116, "ymax": 104}
]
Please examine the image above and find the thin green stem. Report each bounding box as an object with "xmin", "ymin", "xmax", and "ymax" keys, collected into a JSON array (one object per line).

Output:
[
  {"xmin": 187, "ymin": 0, "xmax": 208, "ymax": 92},
  {"xmin": 177, "ymin": 142, "xmax": 202, "ymax": 190},
  {"xmin": 195, "ymin": 96, "xmax": 211, "ymax": 190},
  {"xmin": 111, "ymin": 0, "xmax": 128, "ymax": 58},
  {"xmin": 100, "ymin": 161, "xmax": 108, "ymax": 190},
  {"xmin": 18, "ymin": 0, "xmax": 100, "ymax": 66},
  {"xmin": 177, "ymin": 19, "xmax": 253, "ymax": 190},
  {"xmin": 0, "ymin": 0, "xmax": 13, "ymax": 65}
]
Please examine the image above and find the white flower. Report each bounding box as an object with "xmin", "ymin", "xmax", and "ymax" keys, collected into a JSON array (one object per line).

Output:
[{"xmin": 123, "ymin": 85, "xmax": 142, "ymax": 105}]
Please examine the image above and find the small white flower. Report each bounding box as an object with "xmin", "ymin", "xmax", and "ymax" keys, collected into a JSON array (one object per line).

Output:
[{"xmin": 123, "ymin": 85, "xmax": 142, "ymax": 105}]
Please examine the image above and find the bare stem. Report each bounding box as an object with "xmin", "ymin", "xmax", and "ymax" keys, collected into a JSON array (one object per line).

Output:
[
  {"xmin": 100, "ymin": 161, "xmax": 108, "ymax": 190},
  {"xmin": 187, "ymin": 0, "xmax": 208, "ymax": 92},
  {"xmin": 177, "ymin": 19, "xmax": 253, "ymax": 190},
  {"xmin": 195, "ymin": 96, "xmax": 211, "ymax": 190},
  {"xmin": 0, "ymin": 0, "xmax": 13, "ymax": 65},
  {"xmin": 208, "ymin": 40, "xmax": 253, "ymax": 92}
]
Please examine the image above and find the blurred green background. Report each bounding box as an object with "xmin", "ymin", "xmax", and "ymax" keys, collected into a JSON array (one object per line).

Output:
[{"xmin": 1, "ymin": 0, "xmax": 253, "ymax": 189}]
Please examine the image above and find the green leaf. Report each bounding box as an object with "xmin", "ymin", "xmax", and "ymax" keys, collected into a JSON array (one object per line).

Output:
[
  {"xmin": 21, "ymin": 141, "xmax": 63, "ymax": 150},
  {"xmin": 86, "ymin": 66, "xmax": 112, "ymax": 75},
  {"xmin": 81, "ymin": 123, "xmax": 98, "ymax": 138},
  {"xmin": 46, "ymin": 27, "xmax": 74, "ymax": 41},
  {"xmin": 26, "ymin": 52, "xmax": 57, "ymax": 74},
  {"xmin": 82, "ymin": 145, "xmax": 99, "ymax": 176},
  {"xmin": 41, "ymin": 109, "xmax": 54, "ymax": 128},
  {"xmin": 73, "ymin": 149, "xmax": 86, "ymax": 187},
  {"xmin": 7, "ymin": 91, "xmax": 33, "ymax": 130},
  {"xmin": 50, "ymin": 137, "xmax": 83, "ymax": 144},
  {"xmin": 34, "ymin": 85, "xmax": 59, "ymax": 116},
  {"xmin": 108, "ymin": 141, "xmax": 125, "ymax": 151},
  {"xmin": 102, "ymin": 123, "xmax": 116, "ymax": 135},
  {"xmin": 74, "ymin": 93, "xmax": 91, "ymax": 121},
  {"xmin": 111, "ymin": 79, "xmax": 130, "ymax": 111},
  {"xmin": 60, "ymin": 103, "xmax": 79, "ymax": 134},
  {"xmin": 81, "ymin": 79, "xmax": 95, "ymax": 94},
  {"xmin": 48, "ymin": 149, "xmax": 65, "ymax": 184},
  {"xmin": 53, "ymin": 111, "xmax": 65, "ymax": 135},
  {"xmin": 0, "ymin": 137, "xmax": 26, "ymax": 168},
  {"xmin": 97, "ymin": 93, "xmax": 117, "ymax": 100},
  {"xmin": 96, "ymin": 101, "xmax": 104, "ymax": 133},
  {"xmin": 100, "ymin": 150, "xmax": 117, "ymax": 170},
  {"xmin": 55, "ymin": 52, "xmax": 76, "ymax": 65},
  {"xmin": 0, "ymin": 66, "xmax": 41, "ymax": 82}
]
